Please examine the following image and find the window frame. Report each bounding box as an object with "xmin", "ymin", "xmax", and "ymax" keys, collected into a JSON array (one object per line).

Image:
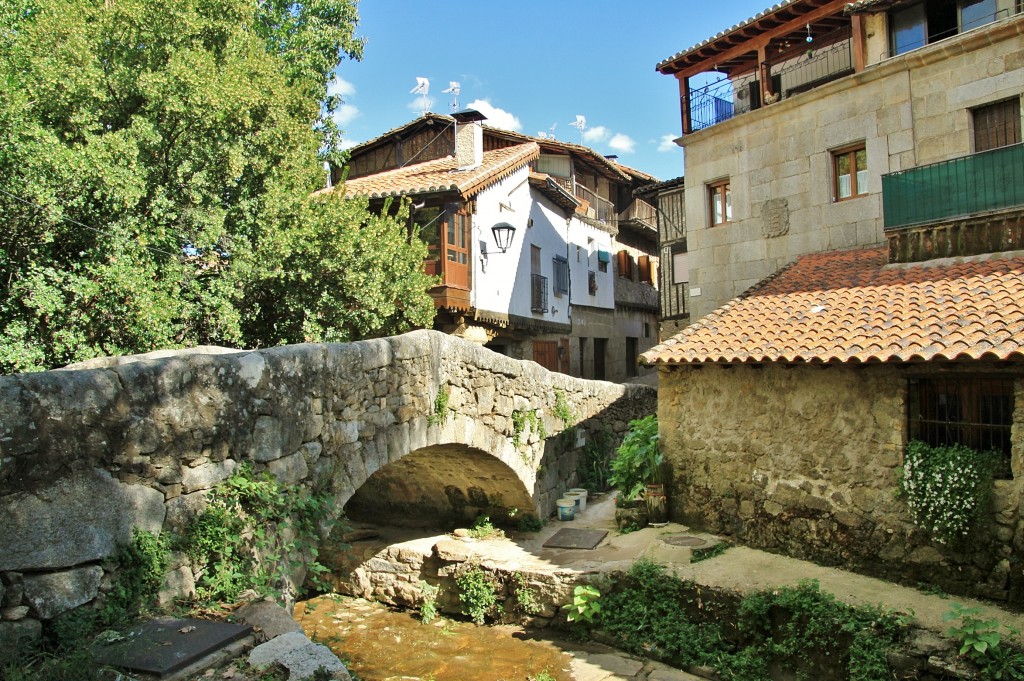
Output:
[
  {"xmin": 708, "ymin": 179, "xmax": 732, "ymax": 226},
  {"xmin": 832, "ymin": 144, "xmax": 868, "ymax": 201},
  {"xmin": 552, "ymin": 254, "xmax": 569, "ymax": 296}
]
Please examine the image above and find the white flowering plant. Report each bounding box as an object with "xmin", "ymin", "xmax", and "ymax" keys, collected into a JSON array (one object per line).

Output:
[{"xmin": 899, "ymin": 440, "xmax": 996, "ymax": 545}]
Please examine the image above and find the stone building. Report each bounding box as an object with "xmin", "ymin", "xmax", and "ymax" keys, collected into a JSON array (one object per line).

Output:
[
  {"xmin": 335, "ymin": 112, "xmax": 661, "ymax": 384},
  {"xmin": 645, "ymin": 0, "xmax": 1024, "ymax": 604}
]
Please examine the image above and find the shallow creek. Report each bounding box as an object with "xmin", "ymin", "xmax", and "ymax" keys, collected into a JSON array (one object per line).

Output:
[{"xmin": 295, "ymin": 595, "xmax": 575, "ymax": 681}]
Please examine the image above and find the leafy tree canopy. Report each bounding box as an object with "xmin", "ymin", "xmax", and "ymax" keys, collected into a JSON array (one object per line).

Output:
[{"xmin": 0, "ymin": 0, "xmax": 436, "ymax": 374}]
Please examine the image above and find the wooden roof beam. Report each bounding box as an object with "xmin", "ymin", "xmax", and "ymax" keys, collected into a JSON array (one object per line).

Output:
[{"xmin": 664, "ymin": 0, "xmax": 852, "ymax": 79}]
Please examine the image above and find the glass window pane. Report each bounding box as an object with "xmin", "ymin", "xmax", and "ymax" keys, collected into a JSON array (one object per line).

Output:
[
  {"xmin": 855, "ymin": 170, "xmax": 868, "ymax": 195},
  {"xmin": 855, "ymin": 148, "xmax": 867, "ymax": 172},
  {"xmin": 724, "ymin": 187, "xmax": 732, "ymax": 221},
  {"xmin": 961, "ymin": 0, "xmax": 996, "ymax": 31},
  {"xmin": 838, "ymin": 175, "xmax": 852, "ymax": 199},
  {"xmin": 712, "ymin": 192, "xmax": 723, "ymax": 224},
  {"xmin": 891, "ymin": 2, "xmax": 926, "ymax": 55}
]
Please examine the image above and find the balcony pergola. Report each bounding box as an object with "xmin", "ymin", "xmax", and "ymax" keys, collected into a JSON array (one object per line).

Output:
[{"xmin": 657, "ymin": 0, "xmax": 861, "ymax": 135}]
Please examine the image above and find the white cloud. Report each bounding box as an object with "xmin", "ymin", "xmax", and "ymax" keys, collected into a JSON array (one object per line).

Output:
[
  {"xmin": 609, "ymin": 133, "xmax": 636, "ymax": 154},
  {"xmin": 582, "ymin": 125, "xmax": 609, "ymax": 143},
  {"xmin": 657, "ymin": 134, "xmax": 680, "ymax": 153},
  {"xmin": 337, "ymin": 138, "xmax": 359, "ymax": 151},
  {"xmin": 332, "ymin": 102, "xmax": 359, "ymax": 128},
  {"xmin": 465, "ymin": 99, "xmax": 522, "ymax": 131},
  {"xmin": 407, "ymin": 96, "xmax": 436, "ymax": 114},
  {"xmin": 327, "ymin": 76, "xmax": 356, "ymax": 98}
]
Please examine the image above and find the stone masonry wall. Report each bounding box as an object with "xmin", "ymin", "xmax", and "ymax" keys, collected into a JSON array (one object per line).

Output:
[
  {"xmin": 658, "ymin": 362, "xmax": 1024, "ymax": 605},
  {"xmin": 0, "ymin": 330, "xmax": 655, "ymax": 648}
]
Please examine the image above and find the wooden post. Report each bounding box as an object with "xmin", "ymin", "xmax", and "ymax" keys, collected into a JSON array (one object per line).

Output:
[
  {"xmin": 678, "ymin": 75, "xmax": 691, "ymax": 135},
  {"xmin": 851, "ymin": 13, "xmax": 866, "ymax": 72}
]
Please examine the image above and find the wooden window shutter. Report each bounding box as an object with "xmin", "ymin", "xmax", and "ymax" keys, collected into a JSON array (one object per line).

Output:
[
  {"xmin": 617, "ymin": 250, "xmax": 633, "ymax": 279},
  {"xmin": 638, "ymin": 255, "xmax": 652, "ymax": 284}
]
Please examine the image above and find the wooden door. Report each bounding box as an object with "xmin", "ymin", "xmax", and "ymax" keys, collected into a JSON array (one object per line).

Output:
[{"xmin": 532, "ymin": 341, "xmax": 559, "ymax": 372}]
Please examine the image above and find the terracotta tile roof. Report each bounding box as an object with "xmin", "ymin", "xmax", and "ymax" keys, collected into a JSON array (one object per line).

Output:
[
  {"xmin": 642, "ymin": 247, "xmax": 1024, "ymax": 365},
  {"xmin": 340, "ymin": 143, "xmax": 539, "ymax": 200}
]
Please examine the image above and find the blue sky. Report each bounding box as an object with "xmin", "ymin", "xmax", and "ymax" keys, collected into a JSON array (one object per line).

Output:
[{"xmin": 331, "ymin": 1, "xmax": 772, "ymax": 182}]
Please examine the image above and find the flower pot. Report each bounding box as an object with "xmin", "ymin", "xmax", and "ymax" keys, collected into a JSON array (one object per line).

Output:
[
  {"xmin": 645, "ymin": 490, "xmax": 668, "ymax": 526},
  {"xmin": 614, "ymin": 502, "xmax": 648, "ymax": 531}
]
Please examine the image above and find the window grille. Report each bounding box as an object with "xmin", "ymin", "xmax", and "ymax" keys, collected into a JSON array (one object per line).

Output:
[
  {"xmin": 908, "ymin": 376, "xmax": 1014, "ymax": 479},
  {"xmin": 531, "ymin": 274, "xmax": 548, "ymax": 312}
]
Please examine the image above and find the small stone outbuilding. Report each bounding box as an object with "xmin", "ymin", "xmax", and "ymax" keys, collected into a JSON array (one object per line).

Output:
[{"xmin": 642, "ymin": 246, "xmax": 1024, "ymax": 605}]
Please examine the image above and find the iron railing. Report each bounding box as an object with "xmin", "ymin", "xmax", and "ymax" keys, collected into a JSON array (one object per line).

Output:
[
  {"xmin": 882, "ymin": 143, "xmax": 1024, "ymax": 229},
  {"xmin": 688, "ymin": 28, "xmax": 852, "ymax": 132},
  {"xmin": 531, "ymin": 274, "xmax": 548, "ymax": 312}
]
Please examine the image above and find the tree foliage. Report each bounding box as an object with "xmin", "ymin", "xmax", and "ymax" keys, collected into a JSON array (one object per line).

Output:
[{"xmin": 0, "ymin": 0, "xmax": 435, "ymax": 374}]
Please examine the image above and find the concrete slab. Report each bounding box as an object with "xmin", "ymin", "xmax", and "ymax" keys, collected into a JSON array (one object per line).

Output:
[{"xmin": 92, "ymin": 618, "xmax": 251, "ymax": 677}]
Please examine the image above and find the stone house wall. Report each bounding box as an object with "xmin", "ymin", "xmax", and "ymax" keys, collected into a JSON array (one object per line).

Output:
[
  {"xmin": 0, "ymin": 330, "xmax": 654, "ymax": 648},
  {"xmin": 658, "ymin": 361, "xmax": 1024, "ymax": 605},
  {"xmin": 681, "ymin": 16, "xmax": 1024, "ymax": 320}
]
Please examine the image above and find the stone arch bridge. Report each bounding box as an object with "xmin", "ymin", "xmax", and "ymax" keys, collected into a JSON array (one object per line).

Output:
[{"xmin": 0, "ymin": 330, "xmax": 654, "ymax": 635}]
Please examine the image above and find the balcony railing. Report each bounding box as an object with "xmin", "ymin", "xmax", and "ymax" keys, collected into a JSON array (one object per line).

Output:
[
  {"xmin": 618, "ymin": 198, "xmax": 657, "ymax": 228},
  {"xmin": 882, "ymin": 143, "xmax": 1024, "ymax": 230},
  {"xmin": 574, "ymin": 183, "xmax": 615, "ymax": 224},
  {"xmin": 530, "ymin": 273, "xmax": 548, "ymax": 313},
  {"xmin": 688, "ymin": 28, "xmax": 852, "ymax": 133}
]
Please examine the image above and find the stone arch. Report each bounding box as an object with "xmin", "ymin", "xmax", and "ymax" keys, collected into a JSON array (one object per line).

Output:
[{"xmin": 344, "ymin": 442, "xmax": 536, "ymax": 529}]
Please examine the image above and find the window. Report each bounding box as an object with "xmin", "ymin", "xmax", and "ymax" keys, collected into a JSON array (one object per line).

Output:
[
  {"xmin": 709, "ymin": 180, "xmax": 731, "ymax": 225},
  {"xmin": 672, "ymin": 251, "xmax": 689, "ymax": 285},
  {"xmin": 890, "ymin": 0, "xmax": 998, "ymax": 56},
  {"xmin": 833, "ymin": 145, "xmax": 867, "ymax": 200},
  {"xmin": 552, "ymin": 255, "xmax": 569, "ymax": 295},
  {"xmin": 973, "ymin": 98, "xmax": 1022, "ymax": 152},
  {"xmin": 597, "ymin": 249, "xmax": 610, "ymax": 273},
  {"xmin": 908, "ymin": 376, "xmax": 1014, "ymax": 479},
  {"xmin": 535, "ymin": 153, "xmax": 571, "ymax": 178},
  {"xmin": 588, "ymin": 270, "xmax": 598, "ymax": 295},
  {"xmin": 616, "ymin": 250, "xmax": 635, "ymax": 279}
]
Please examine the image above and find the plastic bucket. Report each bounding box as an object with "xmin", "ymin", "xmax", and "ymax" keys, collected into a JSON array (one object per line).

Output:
[
  {"xmin": 556, "ymin": 498, "xmax": 576, "ymax": 521},
  {"xmin": 566, "ymin": 491, "xmax": 586, "ymax": 513},
  {"xmin": 569, "ymin": 488, "xmax": 588, "ymax": 512}
]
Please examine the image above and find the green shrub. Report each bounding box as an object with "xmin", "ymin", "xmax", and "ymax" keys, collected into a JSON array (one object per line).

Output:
[
  {"xmin": 455, "ymin": 565, "xmax": 500, "ymax": 625},
  {"xmin": 609, "ymin": 414, "xmax": 661, "ymax": 502},
  {"xmin": 182, "ymin": 463, "xmax": 336, "ymax": 604}
]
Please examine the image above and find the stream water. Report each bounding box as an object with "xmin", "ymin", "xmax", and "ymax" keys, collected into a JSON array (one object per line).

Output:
[{"xmin": 295, "ymin": 595, "xmax": 575, "ymax": 681}]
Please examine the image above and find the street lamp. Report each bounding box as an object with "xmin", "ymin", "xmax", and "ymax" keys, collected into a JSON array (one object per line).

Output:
[{"xmin": 490, "ymin": 222, "xmax": 516, "ymax": 253}]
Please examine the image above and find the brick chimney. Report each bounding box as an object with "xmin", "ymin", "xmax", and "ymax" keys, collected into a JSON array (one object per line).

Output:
[{"xmin": 452, "ymin": 109, "xmax": 487, "ymax": 171}]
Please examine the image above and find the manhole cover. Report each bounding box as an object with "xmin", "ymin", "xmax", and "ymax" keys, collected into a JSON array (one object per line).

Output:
[
  {"xmin": 543, "ymin": 528, "xmax": 608, "ymax": 550},
  {"xmin": 663, "ymin": 535, "xmax": 708, "ymax": 547}
]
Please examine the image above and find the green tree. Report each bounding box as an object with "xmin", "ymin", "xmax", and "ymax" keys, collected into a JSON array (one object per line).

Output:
[{"xmin": 0, "ymin": 0, "xmax": 433, "ymax": 375}]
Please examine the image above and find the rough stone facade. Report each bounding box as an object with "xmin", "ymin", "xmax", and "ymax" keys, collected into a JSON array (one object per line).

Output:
[
  {"xmin": 658, "ymin": 362, "xmax": 1024, "ymax": 605},
  {"xmin": 0, "ymin": 330, "xmax": 654, "ymax": 648}
]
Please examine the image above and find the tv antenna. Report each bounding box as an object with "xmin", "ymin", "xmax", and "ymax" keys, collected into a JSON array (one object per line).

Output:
[
  {"xmin": 442, "ymin": 81, "xmax": 460, "ymax": 111},
  {"xmin": 569, "ymin": 115, "xmax": 586, "ymax": 143},
  {"xmin": 410, "ymin": 77, "xmax": 430, "ymax": 115}
]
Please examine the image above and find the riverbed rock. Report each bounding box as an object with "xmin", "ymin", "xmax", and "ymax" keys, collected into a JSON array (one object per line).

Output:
[
  {"xmin": 249, "ymin": 630, "xmax": 350, "ymax": 680},
  {"xmin": 236, "ymin": 600, "xmax": 303, "ymax": 641}
]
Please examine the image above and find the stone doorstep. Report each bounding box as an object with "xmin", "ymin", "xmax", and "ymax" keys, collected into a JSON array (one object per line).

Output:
[{"xmin": 161, "ymin": 634, "xmax": 255, "ymax": 681}]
